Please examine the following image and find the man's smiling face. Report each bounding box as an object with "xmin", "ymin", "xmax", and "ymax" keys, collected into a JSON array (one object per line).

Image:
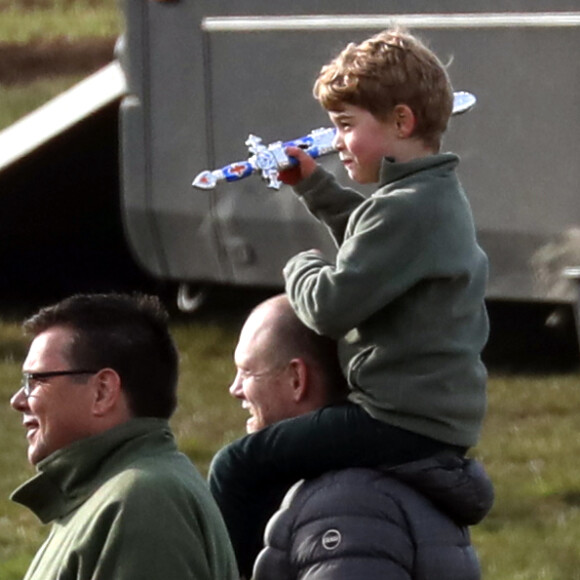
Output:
[
  {"xmin": 229, "ymin": 306, "xmax": 295, "ymax": 433},
  {"xmin": 11, "ymin": 327, "xmax": 95, "ymax": 465}
]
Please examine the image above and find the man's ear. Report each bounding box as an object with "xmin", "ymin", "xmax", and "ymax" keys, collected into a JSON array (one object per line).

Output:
[
  {"xmin": 91, "ymin": 368, "xmax": 123, "ymax": 417},
  {"xmin": 393, "ymin": 104, "xmax": 416, "ymax": 138},
  {"xmin": 287, "ymin": 358, "xmax": 308, "ymax": 403}
]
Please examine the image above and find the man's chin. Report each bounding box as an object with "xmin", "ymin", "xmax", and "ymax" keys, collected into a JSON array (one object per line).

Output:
[
  {"xmin": 246, "ymin": 415, "xmax": 266, "ymax": 433},
  {"xmin": 28, "ymin": 445, "xmax": 43, "ymax": 466}
]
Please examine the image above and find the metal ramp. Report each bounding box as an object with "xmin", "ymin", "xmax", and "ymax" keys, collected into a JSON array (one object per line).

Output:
[
  {"xmin": 0, "ymin": 61, "xmax": 126, "ymax": 171},
  {"xmin": 0, "ymin": 60, "xmax": 155, "ymax": 300}
]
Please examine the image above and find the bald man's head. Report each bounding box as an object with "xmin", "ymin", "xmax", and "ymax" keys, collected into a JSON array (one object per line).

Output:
[{"xmin": 230, "ymin": 295, "xmax": 347, "ymax": 432}]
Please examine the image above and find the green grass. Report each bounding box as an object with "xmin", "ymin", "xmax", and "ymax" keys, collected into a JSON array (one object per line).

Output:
[
  {"xmin": 0, "ymin": 322, "xmax": 46, "ymax": 580},
  {"xmin": 1, "ymin": 308, "xmax": 580, "ymax": 579},
  {"xmin": 0, "ymin": 0, "xmax": 121, "ymax": 43},
  {"xmin": 171, "ymin": 320, "xmax": 247, "ymax": 470},
  {"xmin": 0, "ymin": 0, "xmax": 122, "ymax": 130},
  {"xmin": 0, "ymin": 75, "xmax": 84, "ymax": 131},
  {"xmin": 472, "ymin": 374, "xmax": 580, "ymax": 579}
]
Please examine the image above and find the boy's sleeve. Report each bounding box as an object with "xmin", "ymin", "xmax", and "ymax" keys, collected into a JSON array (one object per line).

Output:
[
  {"xmin": 284, "ymin": 192, "xmax": 428, "ymax": 337},
  {"xmin": 293, "ymin": 166, "xmax": 366, "ymax": 246}
]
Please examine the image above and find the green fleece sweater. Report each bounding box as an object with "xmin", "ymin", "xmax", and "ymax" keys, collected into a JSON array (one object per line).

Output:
[
  {"xmin": 11, "ymin": 418, "xmax": 238, "ymax": 580},
  {"xmin": 284, "ymin": 154, "xmax": 489, "ymax": 447}
]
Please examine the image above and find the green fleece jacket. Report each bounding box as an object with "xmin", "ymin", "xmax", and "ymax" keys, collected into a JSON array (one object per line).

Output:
[
  {"xmin": 284, "ymin": 154, "xmax": 489, "ymax": 447},
  {"xmin": 11, "ymin": 418, "xmax": 238, "ymax": 580}
]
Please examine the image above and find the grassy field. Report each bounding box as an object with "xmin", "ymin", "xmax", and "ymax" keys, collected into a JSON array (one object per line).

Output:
[
  {"xmin": 1, "ymin": 297, "xmax": 580, "ymax": 579},
  {"xmin": 0, "ymin": 76, "xmax": 85, "ymax": 130},
  {"xmin": 0, "ymin": 0, "xmax": 120, "ymax": 130},
  {"xmin": 0, "ymin": 0, "xmax": 120, "ymax": 43}
]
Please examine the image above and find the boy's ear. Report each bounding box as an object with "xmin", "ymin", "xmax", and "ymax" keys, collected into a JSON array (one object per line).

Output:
[{"xmin": 393, "ymin": 104, "xmax": 416, "ymax": 138}]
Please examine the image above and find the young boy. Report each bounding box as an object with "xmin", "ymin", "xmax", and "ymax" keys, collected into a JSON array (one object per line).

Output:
[
  {"xmin": 210, "ymin": 28, "xmax": 489, "ymax": 578},
  {"xmin": 282, "ymin": 27, "xmax": 489, "ymax": 450}
]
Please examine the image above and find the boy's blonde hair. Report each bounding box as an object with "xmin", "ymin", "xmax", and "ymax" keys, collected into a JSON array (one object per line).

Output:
[{"xmin": 314, "ymin": 28, "xmax": 453, "ymax": 150}]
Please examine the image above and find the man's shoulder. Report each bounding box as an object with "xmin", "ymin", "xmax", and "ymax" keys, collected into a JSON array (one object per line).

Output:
[
  {"xmin": 93, "ymin": 449, "xmax": 207, "ymax": 507},
  {"xmin": 258, "ymin": 468, "xmax": 436, "ymax": 579},
  {"xmin": 281, "ymin": 463, "xmax": 478, "ymax": 531},
  {"xmin": 284, "ymin": 467, "xmax": 421, "ymax": 516},
  {"xmin": 73, "ymin": 451, "xmax": 220, "ymax": 543},
  {"xmin": 321, "ymin": 466, "xmax": 420, "ymax": 490}
]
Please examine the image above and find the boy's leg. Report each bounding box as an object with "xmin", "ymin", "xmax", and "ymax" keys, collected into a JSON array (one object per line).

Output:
[{"xmin": 209, "ymin": 402, "xmax": 461, "ymax": 577}]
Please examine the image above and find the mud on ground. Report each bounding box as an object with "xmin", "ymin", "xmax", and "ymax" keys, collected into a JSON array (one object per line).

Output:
[{"xmin": 0, "ymin": 37, "xmax": 116, "ymax": 85}]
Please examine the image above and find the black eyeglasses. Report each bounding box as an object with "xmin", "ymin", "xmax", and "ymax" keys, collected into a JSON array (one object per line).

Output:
[{"xmin": 21, "ymin": 370, "xmax": 99, "ymax": 397}]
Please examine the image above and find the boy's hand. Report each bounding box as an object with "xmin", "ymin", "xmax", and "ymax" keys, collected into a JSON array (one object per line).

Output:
[{"xmin": 279, "ymin": 146, "xmax": 318, "ymax": 186}]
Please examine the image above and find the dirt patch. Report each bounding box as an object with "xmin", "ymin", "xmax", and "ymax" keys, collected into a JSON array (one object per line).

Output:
[{"xmin": 0, "ymin": 37, "xmax": 117, "ymax": 85}]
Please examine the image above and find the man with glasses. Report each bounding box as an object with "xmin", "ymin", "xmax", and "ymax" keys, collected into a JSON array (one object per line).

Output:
[
  {"xmin": 210, "ymin": 294, "xmax": 494, "ymax": 579},
  {"xmin": 10, "ymin": 293, "xmax": 238, "ymax": 580}
]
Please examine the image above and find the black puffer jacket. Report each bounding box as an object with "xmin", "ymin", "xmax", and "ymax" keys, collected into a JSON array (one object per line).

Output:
[{"xmin": 253, "ymin": 453, "xmax": 494, "ymax": 580}]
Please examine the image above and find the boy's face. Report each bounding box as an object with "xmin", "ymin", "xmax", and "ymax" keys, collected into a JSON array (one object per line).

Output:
[{"xmin": 329, "ymin": 104, "xmax": 398, "ymax": 184}]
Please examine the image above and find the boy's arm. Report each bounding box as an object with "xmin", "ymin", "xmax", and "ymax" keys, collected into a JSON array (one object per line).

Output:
[
  {"xmin": 281, "ymin": 146, "xmax": 365, "ymax": 245},
  {"xmin": 294, "ymin": 167, "xmax": 365, "ymax": 245},
  {"xmin": 284, "ymin": 192, "xmax": 426, "ymax": 338}
]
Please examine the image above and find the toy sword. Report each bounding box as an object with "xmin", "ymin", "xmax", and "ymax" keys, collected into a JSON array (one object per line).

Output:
[{"xmin": 193, "ymin": 91, "xmax": 476, "ymax": 191}]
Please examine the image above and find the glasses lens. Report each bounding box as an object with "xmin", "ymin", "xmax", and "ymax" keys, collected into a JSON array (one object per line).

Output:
[
  {"xmin": 21, "ymin": 374, "xmax": 31, "ymax": 396},
  {"xmin": 19, "ymin": 370, "xmax": 99, "ymax": 398}
]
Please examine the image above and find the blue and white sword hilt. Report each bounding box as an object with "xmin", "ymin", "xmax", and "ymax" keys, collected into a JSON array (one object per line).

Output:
[{"xmin": 192, "ymin": 91, "xmax": 476, "ymax": 191}]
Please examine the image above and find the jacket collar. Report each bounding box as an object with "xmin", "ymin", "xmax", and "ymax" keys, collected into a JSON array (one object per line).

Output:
[
  {"xmin": 10, "ymin": 418, "xmax": 172, "ymax": 524},
  {"xmin": 378, "ymin": 153, "xmax": 459, "ymax": 188}
]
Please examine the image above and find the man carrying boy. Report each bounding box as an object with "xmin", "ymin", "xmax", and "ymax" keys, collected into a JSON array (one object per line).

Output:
[
  {"xmin": 210, "ymin": 27, "xmax": 489, "ymax": 575},
  {"xmin": 221, "ymin": 294, "xmax": 492, "ymax": 579}
]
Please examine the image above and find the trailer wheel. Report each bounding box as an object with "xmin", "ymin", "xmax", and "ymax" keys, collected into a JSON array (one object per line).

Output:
[{"xmin": 176, "ymin": 283, "xmax": 208, "ymax": 313}]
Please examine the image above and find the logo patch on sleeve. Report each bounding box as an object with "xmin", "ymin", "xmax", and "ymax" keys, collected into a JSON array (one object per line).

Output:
[{"xmin": 321, "ymin": 529, "xmax": 342, "ymax": 550}]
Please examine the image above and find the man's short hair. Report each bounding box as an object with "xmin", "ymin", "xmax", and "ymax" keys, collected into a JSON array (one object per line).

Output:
[
  {"xmin": 314, "ymin": 28, "xmax": 454, "ymax": 150},
  {"xmin": 258, "ymin": 295, "xmax": 347, "ymax": 403},
  {"xmin": 24, "ymin": 293, "xmax": 179, "ymax": 418}
]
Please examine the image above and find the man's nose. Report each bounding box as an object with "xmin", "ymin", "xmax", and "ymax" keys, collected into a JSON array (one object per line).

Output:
[
  {"xmin": 10, "ymin": 387, "xmax": 28, "ymax": 411},
  {"xmin": 332, "ymin": 132, "xmax": 344, "ymax": 151},
  {"xmin": 229, "ymin": 373, "xmax": 244, "ymax": 399}
]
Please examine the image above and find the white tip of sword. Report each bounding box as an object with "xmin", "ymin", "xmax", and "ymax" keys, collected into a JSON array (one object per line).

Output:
[
  {"xmin": 452, "ymin": 91, "xmax": 477, "ymax": 115},
  {"xmin": 192, "ymin": 170, "xmax": 218, "ymax": 190}
]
